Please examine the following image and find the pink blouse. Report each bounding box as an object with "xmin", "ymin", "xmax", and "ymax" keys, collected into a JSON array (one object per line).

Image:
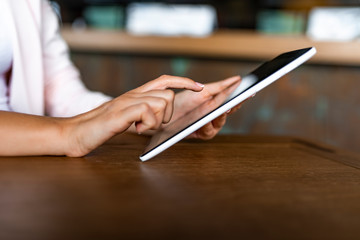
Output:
[
  {"xmin": 0, "ymin": 0, "xmax": 12, "ymax": 111},
  {"xmin": 3, "ymin": 0, "xmax": 111, "ymax": 117}
]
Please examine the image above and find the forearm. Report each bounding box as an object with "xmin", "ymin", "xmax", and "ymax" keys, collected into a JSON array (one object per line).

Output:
[{"xmin": 0, "ymin": 111, "xmax": 70, "ymax": 156}]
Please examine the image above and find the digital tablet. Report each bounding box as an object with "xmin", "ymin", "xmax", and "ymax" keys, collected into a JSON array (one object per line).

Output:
[{"xmin": 140, "ymin": 47, "xmax": 317, "ymax": 161}]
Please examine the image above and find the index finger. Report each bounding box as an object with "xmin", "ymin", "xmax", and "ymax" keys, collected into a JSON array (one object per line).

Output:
[{"xmin": 136, "ymin": 75, "xmax": 204, "ymax": 93}]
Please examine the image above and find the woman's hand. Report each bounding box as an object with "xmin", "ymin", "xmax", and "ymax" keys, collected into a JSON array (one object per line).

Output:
[
  {"xmin": 0, "ymin": 75, "xmax": 244, "ymax": 157},
  {"xmin": 64, "ymin": 75, "xmax": 204, "ymax": 157},
  {"xmin": 170, "ymin": 76, "xmax": 242, "ymax": 140}
]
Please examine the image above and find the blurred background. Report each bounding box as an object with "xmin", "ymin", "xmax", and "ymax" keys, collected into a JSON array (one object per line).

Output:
[{"xmin": 56, "ymin": 0, "xmax": 360, "ymax": 153}]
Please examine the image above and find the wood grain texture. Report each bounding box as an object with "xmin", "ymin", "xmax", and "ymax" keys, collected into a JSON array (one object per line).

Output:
[{"xmin": 1, "ymin": 135, "xmax": 360, "ymax": 240}]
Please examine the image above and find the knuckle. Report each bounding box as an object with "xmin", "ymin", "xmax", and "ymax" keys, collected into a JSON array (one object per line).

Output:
[
  {"xmin": 159, "ymin": 74, "xmax": 169, "ymax": 80},
  {"xmin": 157, "ymin": 98, "xmax": 167, "ymax": 109},
  {"xmin": 148, "ymin": 118, "xmax": 157, "ymax": 127},
  {"xmin": 204, "ymin": 127, "xmax": 213, "ymax": 135},
  {"xmin": 201, "ymin": 89, "xmax": 213, "ymax": 100},
  {"xmin": 149, "ymin": 118, "xmax": 160, "ymax": 129},
  {"xmin": 203, "ymin": 130, "xmax": 216, "ymax": 139},
  {"xmin": 152, "ymin": 75, "xmax": 171, "ymax": 87},
  {"xmin": 139, "ymin": 103, "xmax": 151, "ymax": 111},
  {"xmin": 164, "ymin": 90, "xmax": 175, "ymax": 101}
]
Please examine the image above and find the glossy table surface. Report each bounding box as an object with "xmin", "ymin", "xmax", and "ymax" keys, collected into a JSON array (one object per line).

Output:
[{"xmin": 1, "ymin": 134, "xmax": 360, "ymax": 240}]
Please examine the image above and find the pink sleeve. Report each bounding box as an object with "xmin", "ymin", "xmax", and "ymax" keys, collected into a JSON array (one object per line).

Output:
[{"xmin": 41, "ymin": 1, "xmax": 112, "ymax": 117}]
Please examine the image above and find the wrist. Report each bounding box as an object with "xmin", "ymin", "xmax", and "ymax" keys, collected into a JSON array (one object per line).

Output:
[{"xmin": 58, "ymin": 116, "xmax": 87, "ymax": 157}]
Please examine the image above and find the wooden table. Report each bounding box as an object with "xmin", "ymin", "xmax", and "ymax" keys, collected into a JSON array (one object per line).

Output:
[{"xmin": 1, "ymin": 135, "xmax": 360, "ymax": 240}]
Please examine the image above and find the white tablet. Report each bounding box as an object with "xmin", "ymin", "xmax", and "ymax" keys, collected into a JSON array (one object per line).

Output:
[{"xmin": 140, "ymin": 47, "xmax": 317, "ymax": 161}]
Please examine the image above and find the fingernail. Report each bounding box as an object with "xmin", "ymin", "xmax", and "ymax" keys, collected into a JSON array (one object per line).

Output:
[
  {"xmin": 226, "ymin": 109, "xmax": 231, "ymax": 114},
  {"xmin": 195, "ymin": 82, "xmax": 205, "ymax": 88}
]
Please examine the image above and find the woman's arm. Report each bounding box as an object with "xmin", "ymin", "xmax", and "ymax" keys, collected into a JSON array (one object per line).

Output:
[
  {"xmin": 0, "ymin": 111, "xmax": 69, "ymax": 156},
  {"xmin": 0, "ymin": 76, "xmax": 203, "ymax": 157}
]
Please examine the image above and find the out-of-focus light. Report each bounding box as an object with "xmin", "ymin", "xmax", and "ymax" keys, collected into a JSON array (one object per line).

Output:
[
  {"xmin": 126, "ymin": 3, "xmax": 217, "ymax": 37},
  {"xmin": 307, "ymin": 7, "xmax": 360, "ymax": 42}
]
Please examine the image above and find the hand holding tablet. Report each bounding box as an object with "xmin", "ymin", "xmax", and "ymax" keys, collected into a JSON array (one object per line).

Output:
[{"xmin": 140, "ymin": 47, "xmax": 317, "ymax": 161}]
